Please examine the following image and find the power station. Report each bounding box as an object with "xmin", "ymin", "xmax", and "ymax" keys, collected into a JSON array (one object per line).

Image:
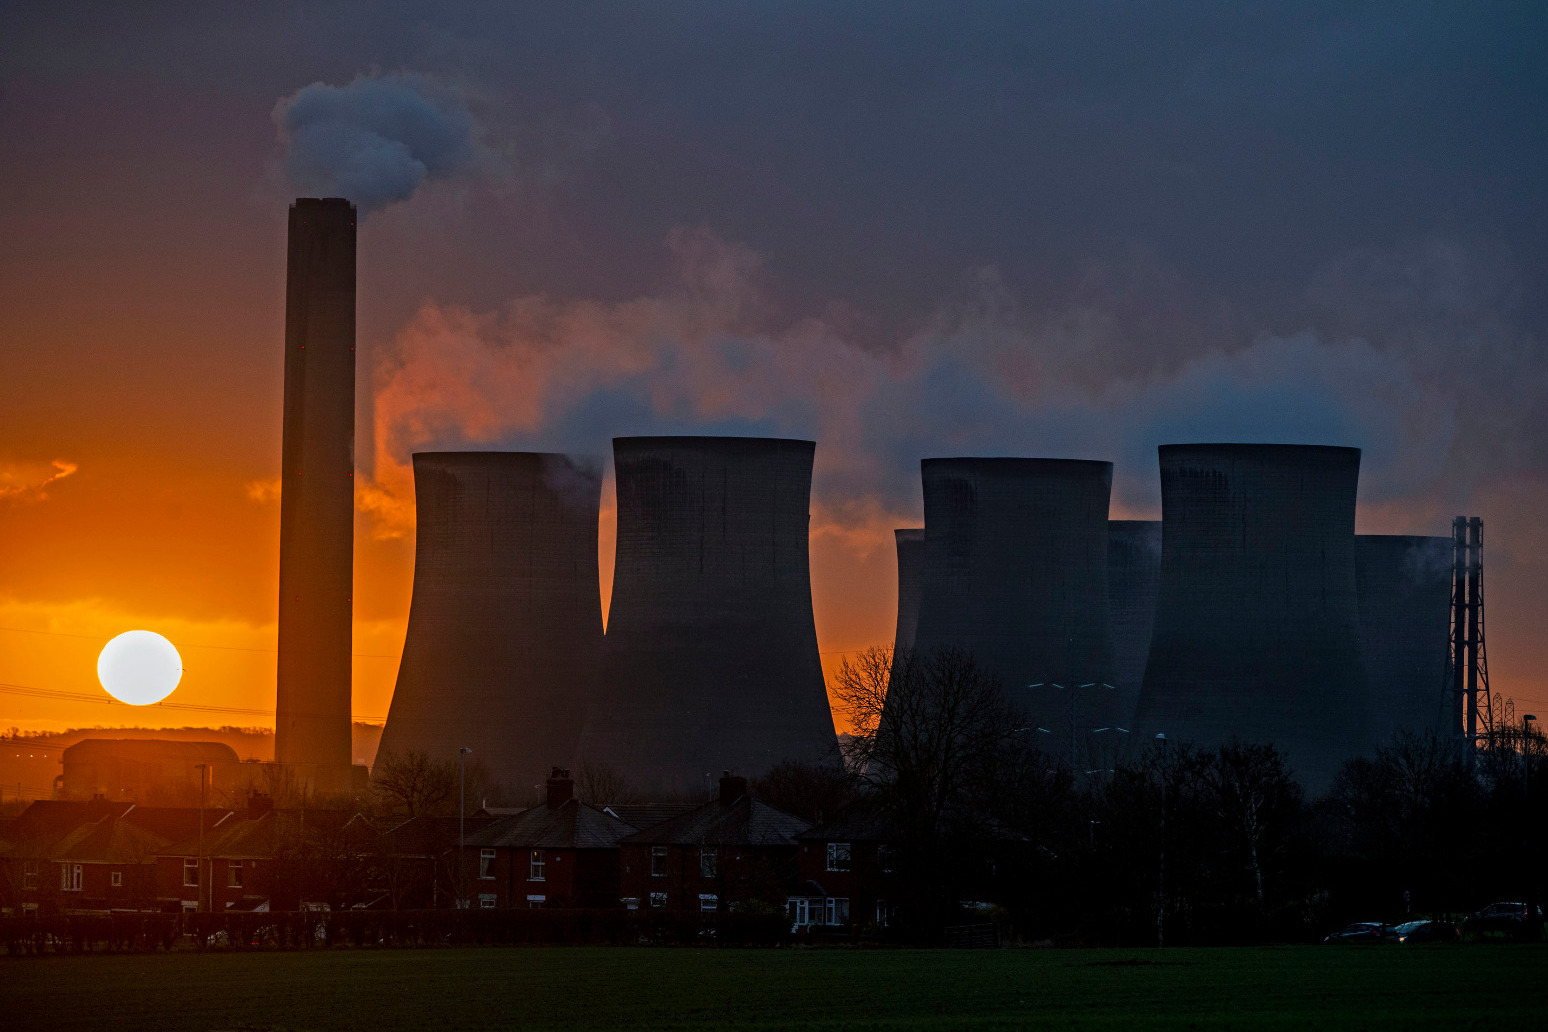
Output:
[
  {"xmin": 1107, "ymin": 520, "xmax": 1162, "ymax": 727},
  {"xmin": 910, "ymin": 458, "xmax": 1117, "ymax": 758},
  {"xmin": 376, "ymin": 452, "xmax": 605, "ymax": 797},
  {"xmin": 274, "ymin": 198, "xmax": 357, "ymax": 794},
  {"xmin": 577, "ymin": 436, "xmax": 837, "ymax": 795},
  {"xmin": 891, "ymin": 528, "xmax": 925, "ymax": 657},
  {"xmin": 1133, "ymin": 444, "xmax": 1375, "ymax": 789}
]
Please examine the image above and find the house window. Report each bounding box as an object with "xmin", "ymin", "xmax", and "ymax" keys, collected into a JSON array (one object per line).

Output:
[
  {"xmin": 528, "ymin": 850, "xmax": 546, "ymax": 881},
  {"xmin": 876, "ymin": 900, "xmax": 891, "ymax": 927},
  {"xmin": 61, "ymin": 864, "xmax": 83, "ymax": 891},
  {"xmin": 877, "ymin": 845, "xmax": 896, "ymax": 873},
  {"xmin": 787, "ymin": 897, "xmax": 811, "ymax": 926},
  {"xmin": 183, "ymin": 858, "xmax": 199, "ymax": 887},
  {"xmin": 23, "ymin": 860, "xmax": 38, "ymax": 890},
  {"xmin": 825, "ymin": 897, "xmax": 850, "ymax": 925},
  {"xmin": 480, "ymin": 848, "xmax": 497, "ymax": 880},
  {"xmin": 699, "ymin": 847, "xmax": 717, "ymax": 878},
  {"xmin": 649, "ymin": 892, "xmax": 667, "ymax": 909},
  {"xmin": 698, "ymin": 893, "xmax": 718, "ymax": 912},
  {"xmin": 227, "ymin": 861, "xmax": 244, "ymax": 888},
  {"xmin": 526, "ymin": 895, "xmax": 546, "ymax": 909},
  {"xmin": 650, "ymin": 846, "xmax": 667, "ymax": 877},
  {"xmin": 111, "ymin": 870, "xmax": 123, "ymax": 888},
  {"xmin": 621, "ymin": 897, "xmax": 640, "ymax": 910},
  {"xmin": 826, "ymin": 842, "xmax": 851, "ymax": 872},
  {"xmin": 479, "ymin": 894, "xmax": 497, "ymax": 909}
]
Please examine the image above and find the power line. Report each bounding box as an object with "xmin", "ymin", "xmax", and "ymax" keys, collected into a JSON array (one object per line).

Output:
[{"xmin": 0, "ymin": 680, "xmax": 384, "ymax": 723}]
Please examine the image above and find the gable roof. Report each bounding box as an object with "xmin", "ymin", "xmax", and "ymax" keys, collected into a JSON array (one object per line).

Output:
[
  {"xmin": 601, "ymin": 803, "xmax": 697, "ymax": 830},
  {"xmin": 620, "ymin": 795, "xmax": 809, "ymax": 847},
  {"xmin": 161, "ymin": 809, "xmax": 357, "ymax": 859},
  {"xmin": 49, "ymin": 816, "xmax": 170, "ymax": 863},
  {"xmin": 381, "ymin": 815, "xmax": 502, "ymax": 857},
  {"xmin": 797, "ymin": 796, "xmax": 898, "ymax": 843},
  {"xmin": 465, "ymin": 800, "xmax": 636, "ymax": 850}
]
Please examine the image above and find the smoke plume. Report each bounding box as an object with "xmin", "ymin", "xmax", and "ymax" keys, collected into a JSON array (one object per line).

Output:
[
  {"xmin": 273, "ymin": 73, "xmax": 475, "ymax": 213},
  {"xmin": 0, "ymin": 459, "xmax": 78, "ymax": 503}
]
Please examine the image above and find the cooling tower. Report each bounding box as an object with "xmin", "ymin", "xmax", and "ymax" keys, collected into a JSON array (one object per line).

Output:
[
  {"xmin": 911, "ymin": 458, "xmax": 1116, "ymax": 757},
  {"xmin": 377, "ymin": 452, "xmax": 603, "ymax": 796},
  {"xmin": 892, "ymin": 528, "xmax": 926, "ymax": 656},
  {"xmin": 578, "ymin": 436, "xmax": 837, "ymax": 796},
  {"xmin": 1133, "ymin": 444, "xmax": 1375, "ymax": 789},
  {"xmin": 1108, "ymin": 520, "xmax": 1162, "ymax": 727},
  {"xmin": 274, "ymin": 198, "xmax": 356, "ymax": 791},
  {"xmin": 1355, "ymin": 534, "xmax": 1453, "ymax": 743}
]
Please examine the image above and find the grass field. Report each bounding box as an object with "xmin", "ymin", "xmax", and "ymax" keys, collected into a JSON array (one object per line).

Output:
[{"xmin": 4, "ymin": 944, "xmax": 1543, "ymax": 1031}]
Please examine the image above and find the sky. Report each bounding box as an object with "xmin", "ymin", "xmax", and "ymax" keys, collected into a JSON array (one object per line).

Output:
[{"xmin": 1, "ymin": 2, "xmax": 1545, "ymax": 736}]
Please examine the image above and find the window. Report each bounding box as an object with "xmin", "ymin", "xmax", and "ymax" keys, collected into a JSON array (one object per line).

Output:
[
  {"xmin": 699, "ymin": 847, "xmax": 717, "ymax": 878},
  {"xmin": 111, "ymin": 870, "xmax": 123, "ymax": 888},
  {"xmin": 698, "ymin": 893, "xmax": 718, "ymax": 912},
  {"xmin": 826, "ymin": 842, "xmax": 851, "ymax": 872},
  {"xmin": 526, "ymin": 895, "xmax": 546, "ymax": 909},
  {"xmin": 876, "ymin": 900, "xmax": 891, "ymax": 927},
  {"xmin": 183, "ymin": 858, "xmax": 199, "ymax": 887},
  {"xmin": 877, "ymin": 845, "xmax": 896, "ymax": 873},
  {"xmin": 478, "ymin": 894, "xmax": 497, "ymax": 909},
  {"xmin": 528, "ymin": 850, "xmax": 545, "ymax": 881},
  {"xmin": 787, "ymin": 897, "xmax": 812, "ymax": 927},
  {"xmin": 650, "ymin": 846, "xmax": 667, "ymax": 877},
  {"xmin": 621, "ymin": 897, "xmax": 641, "ymax": 911},
  {"xmin": 23, "ymin": 860, "xmax": 38, "ymax": 890},
  {"xmin": 480, "ymin": 848, "xmax": 497, "ymax": 880},
  {"xmin": 649, "ymin": 892, "xmax": 667, "ymax": 909},
  {"xmin": 825, "ymin": 897, "xmax": 850, "ymax": 925},
  {"xmin": 61, "ymin": 864, "xmax": 83, "ymax": 892},
  {"xmin": 227, "ymin": 861, "xmax": 243, "ymax": 888}
]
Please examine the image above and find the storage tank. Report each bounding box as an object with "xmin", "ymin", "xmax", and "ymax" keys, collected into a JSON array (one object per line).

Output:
[
  {"xmin": 377, "ymin": 452, "xmax": 604, "ymax": 798},
  {"xmin": 1108, "ymin": 520, "xmax": 1162, "ymax": 727},
  {"xmin": 1133, "ymin": 444, "xmax": 1375, "ymax": 789},
  {"xmin": 1355, "ymin": 534, "xmax": 1453, "ymax": 743},
  {"xmin": 911, "ymin": 458, "xmax": 1116, "ymax": 759}
]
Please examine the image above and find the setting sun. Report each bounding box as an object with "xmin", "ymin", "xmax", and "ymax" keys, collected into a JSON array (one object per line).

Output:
[{"xmin": 96, "ymin": 630, "xmax": 183, "ymax": 705}]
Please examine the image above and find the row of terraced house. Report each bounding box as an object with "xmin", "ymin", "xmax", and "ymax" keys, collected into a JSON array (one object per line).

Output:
[{"xmin": 0, "ymin": 772, "xmax": 902, "ymax": 933}]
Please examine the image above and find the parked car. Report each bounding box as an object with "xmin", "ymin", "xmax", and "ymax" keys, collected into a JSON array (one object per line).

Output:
[
  {"xmin": 1462, "ymin": 902, "xmax": 1543, "ymax": 939},
  {"xmin": 1392, "ymin": 919, "xmax": 1460, "ymax": 944},
  {"xmin": 1323, "ymin": 921, "xmax": 1396, "ymax": 944}
]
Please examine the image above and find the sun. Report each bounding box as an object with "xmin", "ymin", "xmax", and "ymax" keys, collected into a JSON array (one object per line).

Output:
[{"xmin": 97, "ymin": 630, "xmax": 183, "ymax": 705}]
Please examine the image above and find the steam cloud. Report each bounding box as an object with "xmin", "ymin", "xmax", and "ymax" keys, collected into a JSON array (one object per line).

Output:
[
  {"xmin": 0, "ymin": 459, "xmax": 78, "ymax": 503},
  {"xmin": 273, "ymin": 73, "xmax": 475, "ymax": 213},
  {"xmin": 360, "ymin": 227, "xmax": 1482, "ymax": 547}
]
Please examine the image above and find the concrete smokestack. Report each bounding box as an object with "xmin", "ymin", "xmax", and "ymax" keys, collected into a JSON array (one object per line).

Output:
[
  {"xmin": 1108, "ymin": 520, "xmax": 1162, "ymax": 727},
  {"xmin": 376, "ymin": 452, "xmax": 603, "ymax": 796},
  {"xmin": 911, "ymin": 458, "xmax": 1116, "ymax": 758},
  {"xmin": 1354, "ymin": 534, "xmax": 1453, "ymax": 743},
  {"xmin": 891, "ymin": 528, "xmax": 925, "ymax": 657},
  {"xmin": 1133, "ymin": 444, "xmax": 1375, "ymax": 789},
  {"xmin": 274, "ymin": 198, "xmax": 355, "ymax": 789},
  {"xmin": 578, "ymin": 436, "xmax": 837, "ymax": 796}
]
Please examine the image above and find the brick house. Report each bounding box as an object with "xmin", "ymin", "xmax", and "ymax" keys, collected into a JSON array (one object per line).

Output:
[
  {"xmin": 374, "ymin": 813, "xmax": 501, "ymax": 909},
  {"xmin": 791, "ymin": 797, "xmax": 900, "ymax": 932},
  {"xmin": 459, "ymin": 769, "xmax": 638, "ymax": 909},
  {"xmin": 619, "ymin": 773, "xmax": 809, "ymax": 914}
]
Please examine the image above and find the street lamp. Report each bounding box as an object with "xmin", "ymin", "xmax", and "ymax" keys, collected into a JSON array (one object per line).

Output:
[
  {"xmin": 458, "ymin": 747, "xmax": 472, "ymax": 909},
  {"xmin": 194, "ymin": 762, "xmax": 207, "ymax": 914},
  {"xmin": 1525, "ymin": 715, "xmax": 1537, "ymax": 939}
]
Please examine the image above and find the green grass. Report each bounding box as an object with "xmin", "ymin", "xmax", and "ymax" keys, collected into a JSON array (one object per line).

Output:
[{"xmin": 3, "ymin": 944, "xmax": 1542, "ymax": 1031}]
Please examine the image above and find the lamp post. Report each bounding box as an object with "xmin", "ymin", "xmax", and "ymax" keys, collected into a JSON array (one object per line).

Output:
[
  {"xmin": 1155, "ymin": 733, "xmax": 1167, "ymax": 949},
  {"xmin": 1526, "ymin": 714, "xmax": 1538, "ymax": 936},
  {"xmin": 194, "ymin": 762, "xmax": 207, "ymax": 914},
  {"xmin": 458, "ymin": 747, "xmax": 471, "ymax": 909}
]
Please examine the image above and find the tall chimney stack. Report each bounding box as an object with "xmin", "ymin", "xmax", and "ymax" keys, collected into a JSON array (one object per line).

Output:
[{"xmin": 274, "ymin": 198, "xmax": 356, "ymax": 791}]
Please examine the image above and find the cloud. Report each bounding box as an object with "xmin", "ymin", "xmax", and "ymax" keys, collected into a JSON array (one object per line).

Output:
[
  {"xmin": 243, "ymin": 478, "xmax": 281, "ymax": 504},
  {"xmin": 0, "ymin": 459, "xmax": 78, "ymax": 503},
  {"xmin": 273, "ymin": 73, "xmax": 476, "ymax": 213}
]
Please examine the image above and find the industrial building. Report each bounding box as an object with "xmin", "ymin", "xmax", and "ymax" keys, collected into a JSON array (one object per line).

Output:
[
  {"xmin": 891, "ymin": 528, "xmax": 925, "ymax": 658},
  {"xmin": 910, "ymin": 458, "xmax": 1117, "ymax": 758},
  {"xmin": 1355, "ymin": 534, "xmax": 1453, "ymax": 743},
  {"xmin": 377, "ymin": 452, "xmax": 605, "ymax": 798},
  {"xmin": 578, "ymin": 436, "xmax": 837, "ymax": 796},
  {"xmin": 274, "ymin": 197, "xmax": 357, "ymax": 794},
  {"xmin": 1107, "ymin": 520, "xmax": 1163, "ymax": 727},
  {"xmin": 1133, "ymin": 444, "xmax": 1375, "ymax": 789}
]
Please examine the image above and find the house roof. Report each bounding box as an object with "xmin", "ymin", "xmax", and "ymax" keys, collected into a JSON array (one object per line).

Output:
[
  {"xmin": 0, "ymin": 800, "xmax": 134, "ymax": 855},
  {"xmin": 797, "ymin": 796, "xmax": 898, "ymax": 843},
  {"xmin": 601, "ymin": 803, "xmax": 697, "ymax": 830},
  {"xmin": 620, "ymin": 795, "xmax": 809, "ymax": 847},
  {"xmin": 381, "ymin": 815, "xmax": 502, "ymax": 857},
  {"xmin": 161, "ymin": 809, "xmax": 357, "ymax": 859},
  {"xmin": 49, "ymin": 816, "xmax": 170, "ymax": 863},
  {"xmin": 465, "ymin": 800, "xmax": 636, "ymax": 850}
]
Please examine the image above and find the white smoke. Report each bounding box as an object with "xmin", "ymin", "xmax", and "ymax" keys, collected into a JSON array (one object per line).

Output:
[{"xmin": 273, "ymin": 73, "xmax": 475, "ymax": 213}]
